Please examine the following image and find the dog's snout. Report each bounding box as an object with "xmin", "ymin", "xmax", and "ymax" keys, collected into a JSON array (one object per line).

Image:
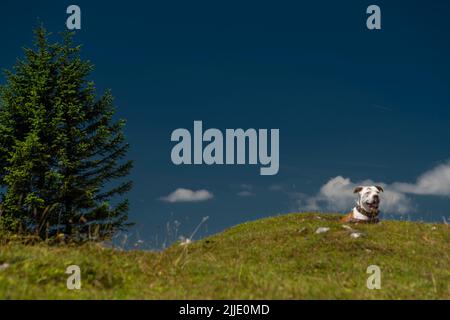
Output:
[{"xmin": 373, "ymin": 195, "xmax": 379, "ymax": 202}]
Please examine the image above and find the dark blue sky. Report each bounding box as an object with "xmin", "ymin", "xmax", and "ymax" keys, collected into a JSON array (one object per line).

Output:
[{"xmin": 1, "ymin": 1, "xmax": 450, "ymax": 248}]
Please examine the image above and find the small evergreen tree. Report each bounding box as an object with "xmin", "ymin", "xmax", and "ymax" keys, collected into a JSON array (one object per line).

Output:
[{"xmin": 0, "ymin": 26, "xmax": 133, "ymax": 239}]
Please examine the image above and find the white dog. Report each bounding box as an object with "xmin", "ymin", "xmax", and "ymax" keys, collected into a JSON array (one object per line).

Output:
[{"xmin": 341, "ymin": 185, "xmax": 383, "ymax": 223}]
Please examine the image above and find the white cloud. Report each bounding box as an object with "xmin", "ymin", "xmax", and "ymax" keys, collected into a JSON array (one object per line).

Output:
[
  {"xmin": 392, "ymin": 162, "xmax": 450, "ymax": 196},
  {"xmin": 235, "ymin": 184, "xmax": 255, "ymax": 197},
  {"xmin": 269, "ymin": 184, "xmax": 284, "ymax": 191},
  {"xmin": 237, "ymin": 191, "xmax": 255, "ymax": 197},
  {"xmin": 295, "ymin": 161, "xmax": 450, "ymax": 214},
  {"xmin": 160, "ymin": 188, "xmax": 214, "ymax": 203}
]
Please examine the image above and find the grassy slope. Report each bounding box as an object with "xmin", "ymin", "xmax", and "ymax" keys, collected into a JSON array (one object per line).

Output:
[{"xmin": 0, "ymin": 213, "xmax": 449, "ymax": 299}]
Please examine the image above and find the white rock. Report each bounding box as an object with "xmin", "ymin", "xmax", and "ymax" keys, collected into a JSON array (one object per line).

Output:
[
  {"xmin": 0, "ymin": 263, "xmax": 10, "ymax": 271},
  {"xmin": 180, "ymin": 238, "xmax": 192, "ymax": 246},
  {"xmin": 315, "ymin": 227, "xmax": 330, "ymax": 234},
  {"xmin": 350, "ymin": 232, "xmax": 364, "ymax": 239}
]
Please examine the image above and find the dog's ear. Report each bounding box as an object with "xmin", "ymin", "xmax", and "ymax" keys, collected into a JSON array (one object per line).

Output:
[
  {"xmin": 353, "ymin": 186, "xmax": 363, "ymax": 194},
  {"xmin": 375, "ymin": 185, "xmax": 384, "ymax": 192}
]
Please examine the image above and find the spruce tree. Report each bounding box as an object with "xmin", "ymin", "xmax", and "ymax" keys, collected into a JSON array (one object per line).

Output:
[{"xmin": 0, "ymin": 26, "xmax": 133, "ymax": 239}]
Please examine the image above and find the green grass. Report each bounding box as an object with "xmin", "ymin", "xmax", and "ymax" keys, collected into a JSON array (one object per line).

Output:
[{"xmin": 0, "ymin": 213, "xmax": 449, "ymax": 299}]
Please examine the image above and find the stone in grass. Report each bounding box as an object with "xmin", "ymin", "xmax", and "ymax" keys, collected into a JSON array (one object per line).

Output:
[
  {"xmin": 315, "ymin": 227, "xmax": 330, "ymax": 234},
  {"xmin": 0, "ymin": 263, "xmax": 10, "ymax": 271},
  {"xmin": 180, "ymin": 238, "xmax": 192, "ymax": 246},
  {"xmin": 350, "ymin": 232, "xmax": 364, "ymax": 239}
]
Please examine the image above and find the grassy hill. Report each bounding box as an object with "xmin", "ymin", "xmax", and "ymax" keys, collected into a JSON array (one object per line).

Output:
[{"xmin": 0, "ymin": 213, "xmax": 449, "ymax": 299}]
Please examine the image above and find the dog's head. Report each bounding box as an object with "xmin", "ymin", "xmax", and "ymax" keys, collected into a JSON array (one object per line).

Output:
[{"xmin": 353, "ymin": 185, "xmax": 384, "ymax": 214}]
